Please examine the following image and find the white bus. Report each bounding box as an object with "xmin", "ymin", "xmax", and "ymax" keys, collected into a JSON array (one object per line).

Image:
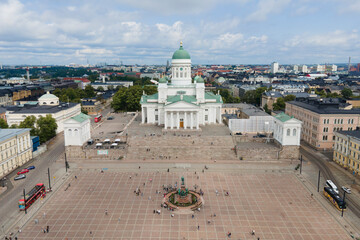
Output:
[{"xmin": 326, "ymin": 180, "xmax": 339, "ymax": 194}]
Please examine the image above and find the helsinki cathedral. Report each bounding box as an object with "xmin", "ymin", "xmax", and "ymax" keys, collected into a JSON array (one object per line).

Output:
[{"xmin": 140, "ymin": 42, "xmax": 223, "ymax": 130}]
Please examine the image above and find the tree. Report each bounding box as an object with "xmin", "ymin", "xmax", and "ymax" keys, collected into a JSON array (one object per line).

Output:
[
  {"xmin": 283, "ymin": 95, "xmax": 296, "ymax": 102},
  {"xmin": 341, "ymin": 88, "xmax": 352, "ymax": 99},
  {"xmin": 273, "ymin": 97, "xmax": 285, "ymax": 111},
  {"xmin": 107, "ymin": 85, "xmax": 114, "ymax": 91},
  {"xmin": 10, "ymin": 124, "xmax": 18, "ymax": 128},
  {"xmin": 84, "ymin": 85, "xmax": 96, "ymax": 98},
  {"xmin": 263, "ymin": 104, "xmax": 270, "ymax": 114},
  {"xmin": 19, "ymin": 116, "xmax": 37, "ymax": 135},
  {"xmin": 111, "ymin": 85, "xmax": 153, "ymax": 112},
  {"xmin": 0, "ymin": 119, "xmax": 8, "ymax": 128},
  {"xmin": 97, "ymin": 86, "xmax": 105, "ymax": 92},
  {"xmin": 36, "ymin": 115, "xmax": 57, "ymax": 143}
]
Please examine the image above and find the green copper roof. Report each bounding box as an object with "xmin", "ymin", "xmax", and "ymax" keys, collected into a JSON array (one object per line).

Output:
[
  {"xmin": 39, "ymin": 92, "xmax": 58, "ymax": 100},
  {"xmin": 71, "ymin": 113, "xmax": 91, "ymax": 123},
  {"xmin": 167, "ymin": 95, "xmax": 197, "ymax": 105},
  {"xmin": 196, "ymin": 76, "xmax": 204, "ymax": 83},
  {"xmin": 159, "ymin": 76, "xmax": 168, "ymax": 83},
  {"xmin": 140, "ymin": 93, "xmax": 158, "ymax": 104},
  {"xmin": 205, "ymin": 92, "xmax": 223, "ymax": 103},
  {"xmin": 194, "ymin": 76, "xmax": 200, "ymax": 81},
  {"xmin": 274, "ymin": 112, "xmax": 293, "ymax": 122},
  {"xmin": 172, "ymin": 44, "xmax": 191, "ymax": 60}
]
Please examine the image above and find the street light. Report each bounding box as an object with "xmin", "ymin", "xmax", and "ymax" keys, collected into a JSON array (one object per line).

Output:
[{"xmin": 341, "ymin": 186, "xmax": 351, "ymax": 217}]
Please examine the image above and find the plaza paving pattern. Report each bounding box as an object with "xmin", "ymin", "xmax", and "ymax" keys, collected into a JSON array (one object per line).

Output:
[{"xmin": 17, "ymin": 170, "xmax": 350, "ymax": 240}]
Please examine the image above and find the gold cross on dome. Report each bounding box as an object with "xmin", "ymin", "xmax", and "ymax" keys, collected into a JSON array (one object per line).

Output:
[{"xmin": 180, "ymin": 41, "xmax": 183, "ymax": 47}]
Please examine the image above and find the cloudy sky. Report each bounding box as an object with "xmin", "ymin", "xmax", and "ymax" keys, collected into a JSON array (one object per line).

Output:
[{"xmin": 0, "ymin": 0, "xmax": 359, "ymax": 65}]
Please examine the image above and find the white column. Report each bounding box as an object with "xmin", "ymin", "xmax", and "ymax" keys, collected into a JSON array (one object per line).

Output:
[
  {"xmin": 184, "ymin": 112, "xmax": 187, "ymax": 129},
  {"xmin": 196, "ymin": 112, "xmax": 199, "ymax": 129},
  {"xmin": 177, "ymin": 112, "xmax": 180, "ymax": 129},
  {"xmin": 171, "ymin": 112, "xmax": 174, "ymax": 129},
  {"xmin": 141, "ymin": 107, "xmax": 145, "ymax": 123},
  {"xmin": 164, "ymin": 111, "xmax": 167, "ymax": 129},
  {"xmin": 191, "ymin": 112, "xmax": 193, "ymax": 129}
]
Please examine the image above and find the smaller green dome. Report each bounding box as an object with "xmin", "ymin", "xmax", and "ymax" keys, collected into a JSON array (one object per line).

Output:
[
  {"xmin": 172, "ymin": 42, "xmax": 191, "ymax": 60},
  {"xmin": 159, "ymin": 76, "xmax": 168, "ymax": 83},
  {"xmin": 196, "ymin": 76, "xmax": 204, "ymax": 83},
  {"xmin": 194, "ymin": 76, "xmax": 200, "ymax": 81}
]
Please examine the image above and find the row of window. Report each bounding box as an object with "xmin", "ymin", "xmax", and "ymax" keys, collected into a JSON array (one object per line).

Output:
[
  {"xmin": 323, "ymin": 118, "xmax": 354, "ymax": 124},
  {"xmin": 334, "ymin": 152, "xmax": 360, "ymax": 170}
]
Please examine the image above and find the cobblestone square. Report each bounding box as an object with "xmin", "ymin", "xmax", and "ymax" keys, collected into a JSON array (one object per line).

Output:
[{"xmin": 17, "ymin": 170, "xmax": 350, "ymax": 240}]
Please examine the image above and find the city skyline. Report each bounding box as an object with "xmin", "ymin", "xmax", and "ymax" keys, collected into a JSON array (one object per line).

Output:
[{"xmin": 0, "ymin": 0, "xmax": 359, "ymax": 65}]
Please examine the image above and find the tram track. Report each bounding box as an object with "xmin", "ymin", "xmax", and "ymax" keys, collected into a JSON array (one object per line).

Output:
[{"xmin": 300, "ymin": 146, "xmax": 360, "ymax": 218}]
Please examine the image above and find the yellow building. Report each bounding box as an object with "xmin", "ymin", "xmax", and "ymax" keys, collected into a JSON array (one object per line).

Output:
[
  {"xmin": 333, "ymin": 130, "xmax": 360, "ymax": 174},
  {"xmin": 0, "ymin": 128, "xmax": 33, "ymax": 178}
]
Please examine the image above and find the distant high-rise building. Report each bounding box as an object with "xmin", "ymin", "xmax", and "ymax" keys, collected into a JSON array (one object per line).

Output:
[
  {"xmin": 331, "ymin": 64, "xmax": 337, "ymax": 72},
  {"xmin": 316, "ymin": 64, "xmax": 325, "ymax": 73},
  {"xmin": 300, "ymin": 65, "xmax": 308, "ymax": 73},
  {"xmin": 271, "ymin": 62, "xmax": 279, "ymax": 74},
  {"xmin": 293, "ymin": 65, "xmax": 298, "ymax": 72}
]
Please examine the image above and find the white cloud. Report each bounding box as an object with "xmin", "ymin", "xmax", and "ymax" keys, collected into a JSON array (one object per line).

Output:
[{"xmin": 246, "ymin": 0, "xmax": 291, "ymax": 21}]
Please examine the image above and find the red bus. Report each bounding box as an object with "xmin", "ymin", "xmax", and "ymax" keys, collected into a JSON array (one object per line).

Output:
[
  {"xmin": 18, "ymin": 183, "xmax": 46, "ymax": 210},
  {"xmin": 94, "ymin": 114, "xmax": 102, "ymax": 123}
]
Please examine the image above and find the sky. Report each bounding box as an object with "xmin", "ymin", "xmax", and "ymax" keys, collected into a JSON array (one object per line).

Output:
[{"xmin": 0, "ymin": 0, "xmax": 359, "ymax": 65}]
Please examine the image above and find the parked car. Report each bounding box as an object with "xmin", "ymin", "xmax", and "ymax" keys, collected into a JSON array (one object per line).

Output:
[
  {"xmin": 14, "ymin": 174, "xmax": 26, "ymax": 181},
  {"xmin": 17, "ymin": 169, "xmax": 29, "ymax": 175},
  {"xmin": 107, "ymin": 116, "xmax": 114, "ymax": 120},
  {"xmin": 27, "ymin": 166, "xmax": 35, "ymax": 170}
]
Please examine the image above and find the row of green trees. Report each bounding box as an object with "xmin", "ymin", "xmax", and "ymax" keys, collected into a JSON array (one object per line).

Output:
[
  {"xmin": 111, "ymin": 85, "xmax": 157, "ymax": 112},
  {"xmin": 0, "ymin": 115, "xmax": 57, "ymax": 144},
  {"xmin": 53, "ymin": 85, "xmax": 97, "ymax": 103}
]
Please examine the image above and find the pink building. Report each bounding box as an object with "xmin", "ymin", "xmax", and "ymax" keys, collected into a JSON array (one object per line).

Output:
[{"xmin": 285, "ymin": 99, "xmax": 360, "ymax": 150}]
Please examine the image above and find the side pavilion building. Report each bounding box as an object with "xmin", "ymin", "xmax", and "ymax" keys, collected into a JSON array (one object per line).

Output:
[{"xmin": 140, "ymin": 42, "xmax": 223, "ymax": 130}]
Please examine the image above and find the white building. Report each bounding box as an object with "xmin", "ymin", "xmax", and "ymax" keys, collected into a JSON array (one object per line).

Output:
[
  {"xmin": 64, "ymin": 113, "xmax": 91, "ymax": 146},
  {"xmin": 316, "ymin": 64, "xmax": 325, "ymax": 73},
  {"xmin": 293, "ymin": 65, "xmax": 298, "ymax": 73},
  {"xmin": 0, "ymin": 128, "xmax": 32, "ymax": 178},
  {"xmin": 224, "ymin": 104, "xmax": 274, "ymax": 134},
  {"xmin": 273, "ymin": 113, "xmax": 302, "ymax": 146},
  {"xmin": 6, "ymin": 92, "xmax": 81, "ymax": 133},
  {"xmin": 271, "ymin": 62, "xmax": 279, "ymax": 74},
  {"xmin": 300, "ymin": 65, "xmax": 308, "ymax": 73},
  {"xmin": 141, "ymin": 42, "xmax": 222, "ymax": 130},
  {"xmin": 331, "ymin": 64, "xmax": 337, "ymax": 72}
]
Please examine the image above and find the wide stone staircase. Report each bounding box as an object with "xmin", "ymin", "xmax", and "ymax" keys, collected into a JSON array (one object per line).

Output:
[{"xmin": 125, "ymin": 135, "xmax": 238, "ymax": 162}]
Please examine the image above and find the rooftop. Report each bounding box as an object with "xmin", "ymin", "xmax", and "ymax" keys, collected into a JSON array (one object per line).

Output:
[
  {"xmin": 337, "ymin": 130, "xmax": 360, "ymax": 140},
  {"xmin": 274, "ymin": 112, "xmax": 293, "ymax": 122},
  {"xmin": 6, "ymin": 102, "xmax": 79, "ymax": 114},
  {"xmin": 0, "ymin": 128, "xmax": 31, "ymax": 143},
  {"xmin": 71, "ymin": 113, "xmax": 91, "ymax": 123},
  {"xmin": 288, "ymin": 99, "xmax": 360, "ymax": 115}
]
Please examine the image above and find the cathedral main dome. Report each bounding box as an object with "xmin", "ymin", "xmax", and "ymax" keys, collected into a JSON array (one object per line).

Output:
[{"xmin": 172, "ymin": 42, "xmax": 191, "ymax": 60}]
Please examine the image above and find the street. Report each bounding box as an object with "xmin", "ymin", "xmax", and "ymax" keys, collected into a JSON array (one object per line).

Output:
[{"xmin": 0, "ymin": 134, "xmax": 66, "ymax": 236}]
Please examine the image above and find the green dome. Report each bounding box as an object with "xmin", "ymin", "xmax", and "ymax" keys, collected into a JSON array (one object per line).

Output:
[
  {"xmin": 159, "ymin": 76, "xmax": 168, "ymax": 83},
  {"xmin": 196, "ymin": 76, "xmax": 204, "ymax": 83},
  {"xmin": 172, "ymin": 43, "xmax": 190, "ymax": 60},
  {"xmin": 194, "ymin": 76, "xmax": 200, "ymax": 81}
]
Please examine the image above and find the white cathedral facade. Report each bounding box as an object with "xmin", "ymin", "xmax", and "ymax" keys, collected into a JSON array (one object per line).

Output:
[{"xmin": 141, "ymin": 42, "xmax": 223, "ymax": 130}]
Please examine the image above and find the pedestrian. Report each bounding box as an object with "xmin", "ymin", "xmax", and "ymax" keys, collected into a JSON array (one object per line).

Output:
[
  {"xmin": 197, "ymin": 225, "xmax": 200, "ymax": 230},
  {"xmin": 90, "ymin": 231, "xmax": 92, "ymax": 235},
  {"xmin": 167, "ymin": 168, "xmax": 169, "ymax": 172},
  {"xmin": 192, "ymin": 214, "xmax": 194, "ymax": 219},
  {"xmin": 46, "ymin": 225, "xmax": 49, "ymax": 233},
  {"xmin": 75, "ymin": 175, "xmax": 77, "ymax": 179},
  {"xmin": 118, "ymin": 217, "xmax": 121, "ymax": 222},
  {"xmin": 139, "ymin": 166, "xmax": 141, "ymax": 169},
  {"xmin": 214, "ymin": 213, "xmax": 216, "ymax": 217},
  {"xmin": 105, "ymin": 209, "xmax": 108, "ymax": 215},
  {"xmin": 43, "ymin": 212, "xmax": 46, "ymax": 218},
  {"xmin": 251, "ymin": 230, "xmax": 255, "ymax": 235},
  {"xmin": 34, "ymin": 219, "xmax": 39, "ymax": 224},
  {"xmin": 43, "ymin": 229, "xmax": 46, "ymax": 233}
]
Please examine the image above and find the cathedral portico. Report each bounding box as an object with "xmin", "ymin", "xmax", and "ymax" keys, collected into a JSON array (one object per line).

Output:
[{"xmin": 164, "ymin": 110, "xmax": 200, "ymax": 130}]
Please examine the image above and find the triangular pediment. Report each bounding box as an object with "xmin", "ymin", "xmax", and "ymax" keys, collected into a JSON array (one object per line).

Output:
[{"xmin": 165, "ymin": 100, "xmax": 199, "ymax": 109}]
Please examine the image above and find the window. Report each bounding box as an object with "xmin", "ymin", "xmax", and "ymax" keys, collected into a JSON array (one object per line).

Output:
[
  {"xmin": 287, "ymin": 129, "xmax": 290, "ymax": 136},
  {"xmin": 205, "ymin": 115, "xmax": 208, "ymax": 121},
  {"xmin": 323, "ymin": 135, "xmax": 328, "ymax": 141},
  {"xmin": 155, "ymin": 115, "xmax": 158, "ymax": 121},
  {"xmin": 341, "ymin": 119, "xmax": 343, "ymax": 124},
  {"xmin": 323, "ymin": 127, "xmax": 328, "ymax": 132},
  {"xmin": 293, "ymin": 129, "xmax": 296, "ymax": 136},
  {"xmin": 333, "ymin": 136, "xmax": 336, "ymax": 140}
]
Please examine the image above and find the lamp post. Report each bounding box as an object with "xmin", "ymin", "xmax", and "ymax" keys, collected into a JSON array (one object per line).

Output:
[
  {"xmin": 47, "ymin": 168, "xmax": 51, "ymax": 190},
  {"xmin": 23, "ymin": 188, "xmax": 27, "ymax": 214},
  {"xmin": 341, "ymin": 186, "xmax": 351, "ymax": 217},
  {"xmin": 300, "ymin": 155, "xmax": 303, "ymax": 174},
  {"xmin": 317, "ymin": 170, "xmax": 321, "ymax": 192}
]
